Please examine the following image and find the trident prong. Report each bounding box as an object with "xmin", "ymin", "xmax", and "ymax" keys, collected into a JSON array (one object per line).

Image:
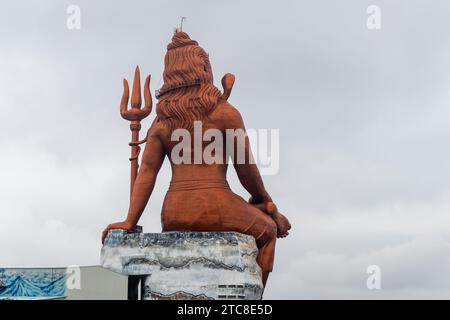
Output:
[
  {"xmin": 120, "ymin": 65, "xmax": 152, "ymax": 199},
  {"xmin": 121, "ymin": 66, "xmax": 152, "ymax": 121}
]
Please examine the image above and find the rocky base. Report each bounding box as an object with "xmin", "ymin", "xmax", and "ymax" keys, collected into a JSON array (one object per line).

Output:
[{"xmin": 101, "ymin": 230, "xmax": 263, "ymax": 300}]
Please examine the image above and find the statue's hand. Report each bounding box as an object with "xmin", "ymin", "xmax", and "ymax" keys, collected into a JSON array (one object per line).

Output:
[
  {"xmin": 101, "ymin": 220, "xmax": 134, "ymax": 244},
  {"xmin": 248, "ymin": 196, "xmax": 277, "ymax": 215},
  {"xmin": 248, "ymin": 197, "xmax": 291, "ymax": 238}
]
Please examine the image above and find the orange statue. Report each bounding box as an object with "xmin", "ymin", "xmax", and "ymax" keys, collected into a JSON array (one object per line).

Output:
[{"xmin": 102, "ymin": 32, "xmax": 291, "ymax": 286}]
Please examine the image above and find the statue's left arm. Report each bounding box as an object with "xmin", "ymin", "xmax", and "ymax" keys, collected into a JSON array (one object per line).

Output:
[{"xmin": 102, "ymin": 122, "xmax": 165, "ymax": 242}]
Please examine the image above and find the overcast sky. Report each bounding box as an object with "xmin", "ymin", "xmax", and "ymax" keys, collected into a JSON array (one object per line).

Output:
[{"xmin": 1, "ymin": 0, "xmax": 450, "ymax": 299}]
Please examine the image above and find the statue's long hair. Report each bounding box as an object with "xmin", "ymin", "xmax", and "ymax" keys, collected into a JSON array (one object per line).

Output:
[{"xmin": 156, "ymin": 32, "xmax": 222, "ymax": 131}]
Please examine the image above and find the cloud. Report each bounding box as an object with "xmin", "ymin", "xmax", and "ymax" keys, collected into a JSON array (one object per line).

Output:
[
  {"xmin": 265, "ymin": 205, "xmax": 450, "ymax": 299},
  {"xmin": 1, "ymin": 0, "xmax": 450, "ymax": 299}
]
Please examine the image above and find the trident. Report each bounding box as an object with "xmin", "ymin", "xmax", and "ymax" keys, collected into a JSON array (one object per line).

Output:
[{"xmin": 120, "ymin": 66, "xmax": 152, "ymax": 199}]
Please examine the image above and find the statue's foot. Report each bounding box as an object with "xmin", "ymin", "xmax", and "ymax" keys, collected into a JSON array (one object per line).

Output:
[{"xmin": 272, "ymin": 212, "xmax": 291, "ymax": 238}]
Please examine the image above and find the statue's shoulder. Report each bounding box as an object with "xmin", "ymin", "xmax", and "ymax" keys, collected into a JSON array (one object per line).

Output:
[
  {"xmin": 213, "ymin": 100, "xmax": 242, "ymax": 123},
  {"xmin": 212, "ymin": 100, "xmax": 243, "ymax": 129},
  {"xmin": 146, "ymin": 116, "xmax": 170, "ymax": 139}
]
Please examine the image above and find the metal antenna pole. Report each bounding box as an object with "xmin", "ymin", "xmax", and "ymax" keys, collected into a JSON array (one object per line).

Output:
[{"xmin": 180, "ymin": 17, "xmax": 187, "ymax": 31}]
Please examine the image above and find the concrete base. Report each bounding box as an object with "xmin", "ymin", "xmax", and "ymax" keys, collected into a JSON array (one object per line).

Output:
[{"xmin": 101, "ymin": 230, "xmax": 263, "ymax": 300}]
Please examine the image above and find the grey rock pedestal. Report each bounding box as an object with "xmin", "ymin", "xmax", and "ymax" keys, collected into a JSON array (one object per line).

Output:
[{"xmin": 100, "ymin": 230, "xmax": 263, "ymax": 300}]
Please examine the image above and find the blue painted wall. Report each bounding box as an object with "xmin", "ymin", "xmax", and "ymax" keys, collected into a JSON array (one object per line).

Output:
[{"xmin": 0, "ymin": 268, "xmax": 66, "ymax": 299}]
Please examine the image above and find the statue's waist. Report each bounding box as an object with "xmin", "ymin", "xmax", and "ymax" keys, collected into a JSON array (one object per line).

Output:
[{"xmin": 168, "ymin": 179, "xmax": 230, "ymax": 192}]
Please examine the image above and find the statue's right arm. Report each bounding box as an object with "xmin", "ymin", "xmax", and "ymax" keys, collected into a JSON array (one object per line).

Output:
[
  {"xmin": 220, "ymin": 103, "xmax": 272, "ymax": 205},
  {"xmin": 124, "ymin": 124, "xmax": 165, "ymax": 227}
]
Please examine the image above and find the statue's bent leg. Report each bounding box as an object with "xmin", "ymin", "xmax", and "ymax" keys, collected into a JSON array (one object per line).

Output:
[
  {"xmin": 242, "ymin": 205, "xmax": 277, "ymax": 286},
  {"xmin": 256, "ymin": 230, "xmax": 277, "ymax": 286}
]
